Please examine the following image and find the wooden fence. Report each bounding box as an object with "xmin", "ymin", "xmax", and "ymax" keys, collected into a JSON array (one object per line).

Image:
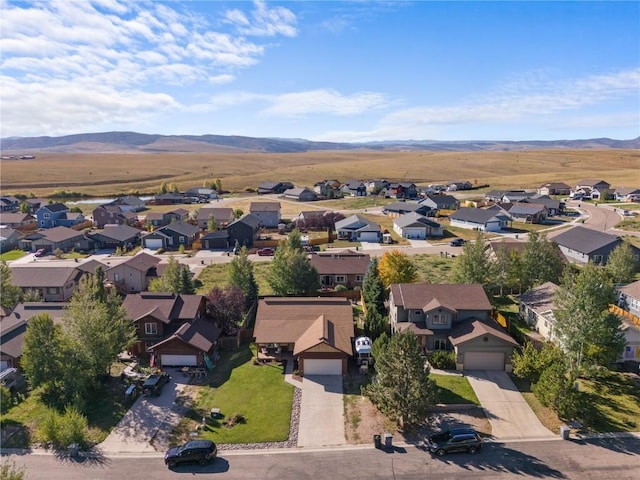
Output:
[{"xmin": 609, "ymin": 304, "xmax": 640, "ymax": 328}]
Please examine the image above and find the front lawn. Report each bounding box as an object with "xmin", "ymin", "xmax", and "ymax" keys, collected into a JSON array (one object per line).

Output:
[
  {"xmin": 173, "ymin": 344, "xmax": 294, "ymax": 445},
  {"xmin": 0, "ymin": 249, "xmax": 26, "ymax": 261},
  {"xmin": 431, "ymin": 374, "xmax": 480, "ymax": 405},
  {"xmin": 196, "ymin": 262, "xmax": 274, "ymax": 296}
]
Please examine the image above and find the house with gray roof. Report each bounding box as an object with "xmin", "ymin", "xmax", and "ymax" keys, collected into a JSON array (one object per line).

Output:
[
  {"xmin": 142, "ymin": 221, "xmax": 200, "ymax": 250},
  {"xmin": 612, "ymin": 187, "xmax": 640, "ymax": 202},
  {"xmin": 309, "ymin": 250, "xmax": 370, "ymax": 290},
  {"xmin": 573, "ymin": 179, "xmax": 611, "ymax": 200},
  {"xmin": 257, "ymin": 181, "xmax": 294, "ymax": 195},
  {"xmin": 507, "ymin": 203, "xmax": 549, "ymax": 223},
  {"xmin": 537, "ymin": 182, "xmax": 571, "ymax": 196},
  {"xmin": 551, "ymin": 226, "xmax": 640, "ymax": 265},
  {"xmin": 518, "ymin": 282, "xmax": 560, "ymax": 342},
  {"xmin": 36, "ymin": 202, "xmax": 84, "ymax": 229},
  {"xmin": 449, "ymin": 207, "xmax": 510, "ymax": 232},
  {"xmin": 0, "ymin": 227, "xmax": 23, "ymax": 253},
  {"xmin": 89, "ymin": 224, "xmax": 142, "ymax": 249},
  {"xmin": 0, "ymin": 212, "xmax": 37, "ymax": 229},
  {"xmin": 383, "ymin": 201, "xmax": 431, "ymax": 218},
  {"xmin": 226, "ymin": 213, "xmax": 261, "ymax": 248},
  {"xmin": 249, "ymin": 201, "xmax": 281, "ymax": 227},
  {"xmin": 196, "ymin": 207, "xmax": 235, "ymax": 229},
  {"xmin": 112, "ymin": 195, "xmax": 146, "ymax": 212},
  {"xmin": 18, "ymin": 226, "xmax": 93, "ymax": 253},
  {"xmin": 393, "ymin": 212, "xmax": 443, "ymax": 239},
  {"xmin": 9, "ymin": 265, "xmax": 86, "ymax": 301},
  {"xmin": 389, "ymin": 283, "xmax": 517, "ymax": 371},
  {"xmin": 419, "ymin": 194, "xmax": 460, "ymax": 212},
  {"xmin": 334, "ymin": 214, "xmax": 382, "ymax": 243},
  {"xmin": 105, "ymin": 252, "xmax": 162, "ymax": 293},
  {"xmin": 283, "ymin": 187, "xmax": 318, "ymax": 202}
]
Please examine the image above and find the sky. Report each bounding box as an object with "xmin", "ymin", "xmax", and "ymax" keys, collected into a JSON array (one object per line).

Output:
[{"xmin": 1, "ymin": 0, "xmax": 639, "ymax": 142}]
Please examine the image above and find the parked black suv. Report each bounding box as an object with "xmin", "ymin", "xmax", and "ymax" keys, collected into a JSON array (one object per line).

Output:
[
  {"xmin": 165, "ymin": 440, "xmax": 217, "ymax": 468},
  {"xmin": 426, "ymin": 428, "xmax": 482, "ymax": 456},
  {"xmin": 142, "ymin": 372, "xmax": 170, "ymax": 397},
  {"xmin": 449, "ymin": 238, "xmax": 465, "ymax": 247}
]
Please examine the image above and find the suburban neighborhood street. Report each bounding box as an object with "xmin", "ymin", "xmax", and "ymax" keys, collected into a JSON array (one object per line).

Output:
[{"xmin": 4, "ymin": 435, "xmax": 639, "ymax": 480}]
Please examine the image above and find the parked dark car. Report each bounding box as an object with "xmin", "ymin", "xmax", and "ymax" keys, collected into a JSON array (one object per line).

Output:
[
  {"xmin": 426, "ymin": 428, "xmax": 482, "ymax": 456},
  {"xmin": 257, "ymin": 247, "xmax": 275, "ymax": 256},
  {"xmin": 165, "ymin": 440, "xmax": 217, "ymax": 468},
  {"xmin": 449, "ymin": 238, "xmax": 465, "ymax": 247},
  {"xmin": 142, "ymin": 372, "xmax": 170, "ymax": 397}
]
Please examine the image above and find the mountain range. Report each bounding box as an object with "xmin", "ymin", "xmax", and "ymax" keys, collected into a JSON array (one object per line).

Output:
[{"xmin": 1, "ymin": 132, "xmax": 638, "ymax": 154}]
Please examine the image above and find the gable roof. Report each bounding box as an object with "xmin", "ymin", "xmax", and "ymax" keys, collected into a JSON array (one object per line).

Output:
[
  {"xmin": 149, "ymin": 316, "xmax": 221, "ymax": 353},
  {"xmin": 390, "ymin": 283, "xmax": 492, "ymax": 312},
  {"xmin": 618, "ymin": 280, "xmax": 640, "ymax": 300},
  {"xmin": 95, "ymin": 224, "xmax": 142, "ymax": 242},
  {"xmin": 384, "ymin": 201, "xmax": 427, "ymax": 213},
  {"xmin": 118, "ymin": 252, "xmax": 161, "ymax": 272},
  {"xmin": 254, "ymin": 297, "xmax": 354, "ymax": 356},
  {"xmin": 508, "ymin": 203, "xmax": 547, "ymax": 215},
  {"xmin": 576, "ymin": 179, "xmax": 609, "ymax": 187},
  {"xmin": 552, "ymin": 226, "xmax": 619, "ymax": 254},
  {"xmin": 38, "ymin": 226, "xmax": 85, "ymax": 242},
  {"xmin": 450, "ymin": 207, "xmax": 507, "ymax": 224},
  {"xmin": 335, "ymin": 214, "xmax": 381, "ymax": 232},
  {"xmin": 394, "ymin": 212, "xmax": 441, "ymax": 229},
  {"xmin": 488, "ymin": 238, "xmax": 527, "ymax": 257},
  {"xmin": 40, "ymin": 203, "xmax": 68, "ymax": 213},
  {"xmin": 10, "ymin": 265, "xmax": 82, "ymax": 288},
  {"xmin": 310, "ymin": 251, "xmax": 370, "ymax": 275},
  {"xmin": 197, "ymin": 207, "xmax": 234, "ymax": 221},
  {"xmin": 518, "ymin": 281, "xmax": 560, "ymax": 315},
  {"xmin": 229, "ymin": 213, "xmax": 261, "ymax": 228},
  {"xmin": 123, "ymin": 292, "xmax": 204, "ymax": 324},
  {"xmin": 448, "ymin": 319, "xmax": 518, "ymax": 347},
  {"xmin": 158, "ymin": 221, "xmax": 200, "ymax": 236},
  {"xmin": 539, "ymin": 182, "xmax": 571, "ymax": 189},
  {"xmin": 250, "ymin": 202, "xmax": 281, "ymax": 212},
  {"xmin": 0, "ymin": 213, "xmax": 36, "ymax": 224}
]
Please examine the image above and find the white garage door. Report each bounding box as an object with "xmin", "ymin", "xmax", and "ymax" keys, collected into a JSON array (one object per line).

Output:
[
  {"xmin": 145, "ymin": 238, "xmax": 164, "ymax": 250},
  {"xmin": 359, "ymin": 232, "xmax": 380, "ymax": 243},
  {"xmin": 304, "ymin": 359, "xmax": 342, "ymax": 375},
  {"xmin": 161, "ymin": 354, "xmax": 197, "ymax": 367},
  {"xmin": 0, "ymin": 360, "xmax": 9, "ymax": 371},
  {"xmin": 464, "ymin": 352, "xmax": 504, "ymax": 371}
]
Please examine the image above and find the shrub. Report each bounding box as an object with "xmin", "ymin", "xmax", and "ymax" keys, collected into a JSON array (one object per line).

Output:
[
  {"xmin": 178, "ymin": 244, "xmax": 186, "ymax": 254},
  {"xmin": 37, "ymin": 410, "xmax": 60, "ymax": 446},
  {"xmin": 335, "ymin": 284, "xmax": 348, "ymax": 292},
  {"xmin": 36, "ymin": 407, "xmax": 89, "ymax": 448},
  {"xmin": 427, "ymin": 350, "xmax": 456, "ymax": 370},
  {"xmin": 0, "ymin": 460, "xmax": 26, "ymax": 480},
  {"xmin": 0, "ymin": 385, "xmax": 13, "ymax": 413}
]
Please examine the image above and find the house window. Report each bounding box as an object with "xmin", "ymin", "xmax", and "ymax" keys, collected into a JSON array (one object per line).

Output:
[
  {"xmin": 43, "ymin": 213, "xmax": 50, "ymax": 219},
  {"xmin": 47, "ymin": 287, "xmax": 58, "ymax": 294},
  {"xmin": 335, "ymin": 275, "xmax": 346, "ymax": 283},
  {"xmin": 114, "ymin": 273, "xmax": 120, "ymax": 282},
  {"xmin": 414, "ymin": 310, "xmax": 422, "ymax": 316},
  {"xmin": 144, "ymin": 323, "xmax": 158, "ymax": 335},
  {"xmin": 593, "ymin": 255, "xmax": 603, "ymax": 265},
  {"xmin": 179, "ymin": 236, "xmax": 186, "ymax": 244},
  {"xmin": 434, "ymin": 339, "xmax": 447, "ymax": 350},
  {"xmin": 356, "ymin": 275, "xmax": 364, "ymax": 282},
  {"xmin": 433, "ymin": 314, "xmax": 447, "ymax": 325}
]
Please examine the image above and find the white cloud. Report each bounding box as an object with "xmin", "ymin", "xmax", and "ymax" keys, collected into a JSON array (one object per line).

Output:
[
  {"xmin": 224, "ymin": 0, "xmax": 297, "ymax": 37},
  {"xmin": 261, "ymin": 89, "xmax": 389, "ymax": 116}
]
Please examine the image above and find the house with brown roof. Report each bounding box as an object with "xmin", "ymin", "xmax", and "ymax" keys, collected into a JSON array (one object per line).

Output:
[
  {"xmin": 253, "ymin": 297, "xmax": 355, "ymax": 375},
  {"xmin": 88, "ymin": 224, "xmax": 142, "ymax": 249},
  {"xmin": 0, "ymin": 302, "xmax": 68, "ymax": 371},
  {"xmin": 9, "ymin": 265, "xmax": 86, "ymax": 301},
  {"xmin": 310, "ymin": 250, "xmax": 370, "ymax": 290},
  {"xmin": 518, "ymin": 282, "xmax": 560, "ymax": 342},
  {"xmin": 0, "ymin": 227, "xmax": 23, "ymax": 253},
  {"xmin": 0, "ymin": 213, "xmax": 37, "ymax": 229},
  {"xmin": 123, "ymin": 292, "xmax": 218, "ymax": 367},
  {"xmin": 196, "ymin": 207, "xmax": 235, "ymax": 229},
  {"xmin": 249, "ymin": 202, "xmax": 281, "ymax": 227},
  {"xmin": 105, "ymin": 252, "xmax": 162, "ymax": 293},
  {"xmin": 389, "ymin": 283, "xmax": 517, "ymax": 371},
  {"xmin": 19, "ymin": 226, "xmax": 93, "ymax": 253},
  {"xmin": 573, "ymin": 179, "xmax": 611, "ymax": 200},
  {"xmin": 92, "ymin": 203, "xmax": 131, "ymax": 228},
  {"xmin": 537, "ymin": 182, "xmax": 571, "ymax": 196}
]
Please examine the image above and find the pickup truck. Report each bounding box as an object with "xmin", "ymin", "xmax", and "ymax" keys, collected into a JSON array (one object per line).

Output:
[{"xmin": 142, "ymin": 372, "xmax": 170, "ymax": 397}]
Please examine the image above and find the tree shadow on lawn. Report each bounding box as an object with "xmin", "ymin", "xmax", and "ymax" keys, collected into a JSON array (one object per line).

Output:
[{"xmin": 206, "ymin": 344, "xmax": 253, "ymax": 389}]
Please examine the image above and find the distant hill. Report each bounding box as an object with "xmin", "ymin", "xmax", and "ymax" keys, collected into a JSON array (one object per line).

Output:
[{"xmin": 1, "ymin": 131, "xmax": 638, "ymax": 154}]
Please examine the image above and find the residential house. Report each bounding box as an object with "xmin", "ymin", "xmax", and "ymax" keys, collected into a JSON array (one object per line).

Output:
[
  {"xmin": 419, "ymin": 194, "xmax": 460, "ymax": 212},
  {"xmin": 88, "ymin": 224, "xmax": 142, "ymax": 250},
  {"xmin": 283, "ymin": 187, "xmax": 318, "ymax": 202},
  {"xmin": 0, "ymin": 302, "xmax": 68, "ymax": 371},
  {"xmin": 257, "ymin": 181, "xmax": 294, "ymax": 195},
  {"xmin": 105, "ymin": 252, "xmax": 162, "ymax": 293},
  {"xmin": 142, "ymin": 221, "xmax": 200, "ymax": 250},
  {"xmin": 152, "ymin": 192, "xmax": 186, "ymax": 205},
  {"xmin": 196, "ymin": 207, "xmax": 235, "ymax": 229},
  {"xmin": 445, "ymin": 180, "xmax": 473, "ymax": 191},
  {"xmin": 226, "ymin": 214, "xmax": 261, "ymax": 249},
  {"xmin": 23, "ymin": 198, "xmax": 48, "ymax": 215},
  {"xmin": 537, "ymin": 182, "xmax": 571, "ymax": 196},
  {"xmin": 340, "ymin": 180, "xmax": 367, "ymax": 197},
  {"xmin": 253, "ymin": 297, "xmax": 354, "ymax": 375},
  {"xmin": 293, "ymin": 210, "xmax": 330, "ymax": 227},
  {"xmin": 249, "ymin": 202, "xmax": 281, "ymax": 228},
  {"xmin": 112, "ymin": 195, "xmax": 146, "ymax": 212},
  {"xmin": 334, "ymin": 214, "xmax": 382, "ymax": 243},
  {"xmin": 528, "ymin": 195, "xmax": 563, "ymax": 216},
  {"xmin": 507, "ymin": 203, "xmax": 549, "ymax": 224},
  {"xmin": 309, "ymin": 250, "xmax": 370, "ymax": 289},
  {"xmin": 0, "ymin": 196, "xmax": 20, "ymax": 213},
  {"xmin": 573, "ymin": 179, "xmax": 611, "ymax": 200},
  {"xmin": 551, "ymin": 226, "xmax": 640, "ymax": 265},
  {"xmin": 612, "ymin": 187, "xmax": 640, "ymax": 202},
  {"xmin": 449, "ymin": 207, "xmax": 510, "ymax": 232},
  {"xmin": 501, "ymin": 191, "xmax": 537, "ymax": 203},
  {"xmin": 200, "ymin": 230, "xmax": 230, "ymax": 250},
  {"xmin": 123, "ymin": 292, "xmax": 218, "ymax": 367},
  {"xmin": 487, "ymin": 238, "xmax": 527, "ymax": 261},
  {"xmin": 0, "ymin": 228, "xmax": 23, "ymax": 252},
  {"xmin": 9, "ymin": 265, "xmax": 86, "ymax": 301},
  {"xmin": 393, "ymin": 213, "xmax": 443, "ymax": 239},
  {"xmin": 388, "ymin": 182, "xmax": 419, "ymax": 199},
  {"xmin": 616, "ymin": 281, "xmax": 640, "ymax": 361},
  {"xmin": 185, "ymin": 187, "xmax": 218, "ymax": 202},
  {"xmin": 617, "ymin": 280, "xmax": 640, "ymax": 318},
  {"xmin": 484, "ymin": 190, "xmax": 510, "ymax": 203},
  {"xmin": 143, "ymin": 208, "xmax": 187, "ymax": 228},
  {"xmin": 0, "ymin": 213, "xmax": 37, "ymax": 229},
  {"xmin": 383, "ymin": 201, "xmax": 431, "ymax": 218},
  {"xmin": 313, "ymin": 180, "xmax": 342, "ymax": 198},
  {"xmin": 92, "ymin": 204, "xmax": 131, "ymax": 228},
  {"xmin": 19, "ymin": 226, "xmax": 93, "ymax": 253},
  {"xmin": 364, "ymin": 179, "xmax": 390, "ymax": 195},
  {"xmin": 36, "ymin": 203, "xmax": 84, "ymax": 228},
  {"xmin": 518, "ymin": 282, "xmax": 560, "ymax": 341},
  {"xmin": 389, "ymin": 283, "xmax": 517, "ymax": 371}
]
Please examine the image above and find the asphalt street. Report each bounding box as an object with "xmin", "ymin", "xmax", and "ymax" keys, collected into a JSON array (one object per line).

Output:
[{"xmin": 4, "ymin": 436, "xmax": 639, "ymax": 480}]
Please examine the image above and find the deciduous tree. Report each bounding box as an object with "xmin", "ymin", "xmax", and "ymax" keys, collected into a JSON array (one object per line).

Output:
[
  {"xmin": 148, "ymin": 256, "xmax": 194, "ymax": 294},
  {"xmin": 206, "ymin": 285, "xmax": 246, "ymax": 335},
  {"xmin": 452, "ymin": 232, "xmax": 491, "ymax": 288},
  {"xmin": 228, "ymin": 247, "xmax": 259, "ymax": 311},
  {"xmin": 267, "ymin": 241, "xmax": 319, "ymax": 296},
  {"xmin": 520, "ymin": 231, "xmax": 564, "ymax": 292},
  {"xmin": 364, "ymin": 330, "xmax": 436, "ymax": 427},
  {"xmin": 605, "ymin": 241, "xmax": 639, "ymax": 284},
  {"xmin": 0, "ymin": 262, "xmax": 22, "ymax": 309},
  {"xmin": 378, "ymin": 250, "xmax": 419, "ymax": 289}
]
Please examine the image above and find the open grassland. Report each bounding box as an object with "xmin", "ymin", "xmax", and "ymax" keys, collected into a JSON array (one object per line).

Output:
[{"xmin": 1, "ymin": 149, "xmax": 638, "ymax": 198}]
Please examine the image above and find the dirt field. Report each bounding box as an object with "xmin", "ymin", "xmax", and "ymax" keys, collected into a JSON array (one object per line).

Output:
[{"xmin": 1, "ymin": 149, "xmax": 637, "ymax": 198}]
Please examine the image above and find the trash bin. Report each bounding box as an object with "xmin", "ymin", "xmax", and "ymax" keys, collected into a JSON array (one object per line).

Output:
[
  {"xmin": 560, "ymin": 425, "xmax": 570, "ymax": 440},
  {"xmin": 68, "ymin": 443, "xmax": 80, "ymax": 457},
  {"xmin": 373, "ymin": 434, "xmax": 382, "ymax": 449},
  {"xmin": 384, "ymin": 433, "xmax": 393, "ymax": 449}
]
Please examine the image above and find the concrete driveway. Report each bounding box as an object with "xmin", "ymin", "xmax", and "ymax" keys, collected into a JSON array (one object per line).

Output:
[
  {"xmin": 465, "ymin": 371, "xmax": 555, "ymax": 440},
  {"xmin": 99, "ymin": 372, "xmax": 189, "ymax": 454},
  {"xmin": 297, "ymin": 375, "xmax": 346, "ymax": 447}
]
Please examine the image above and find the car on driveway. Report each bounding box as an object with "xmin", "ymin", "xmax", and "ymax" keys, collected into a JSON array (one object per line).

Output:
[
  {"xmin": 33, "ymin": 248, "xmax": 46, "ymax": 257},
  {"xmin": 449, "ymin": 238, "xmax": 465, "ymax": 247},
  {"xmin": 142, "ymin": 372, "xmax": 170, "ymax": 397},
  {"xmin": 426, "ymin": 428, "xmax": 482, "ymax": 456},
  {"xmin": 165, "ymin": 440, "xmax": 217, "ymax": 468},
  {"xmin": 257, "ymin": 247, "xmax": 275, "ymax": 256}
]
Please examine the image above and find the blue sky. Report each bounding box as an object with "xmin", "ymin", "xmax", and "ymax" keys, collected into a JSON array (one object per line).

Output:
[{"xmin": 1, "ymin": 1, "xmax": 638, "ymax": 141}]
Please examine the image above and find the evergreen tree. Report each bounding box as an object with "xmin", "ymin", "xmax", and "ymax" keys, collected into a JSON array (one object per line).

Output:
[
  {"xmin": 605, "ymin": 241, "xmax": 639, "ymax": 284},
  {"xmin": 364, "ymin": 308, "xmax": 387, "ymax": 340},
  {"xmin": 228, "ymin": 247, "xmax": 259, "ymax": 310},
  {"xmin": 362, "ymin": 257, "xmax": 386, "ymax": 315},
  {"xmin": 287, "ymin": 228, "xmax": 303, "ymax": 251},
  {"xmin": 148, "ymin": 256, "xmax": 193, "ymax": 294},
  {"xmin": 378, "ymin": 250, "xmax": 419, "ymax": 289},
  {"xmin": 364, "ymin": 330, "xmax": 436, "ymax": 427},
  {"xmin": 452, "ymin": 232, "xmax": 491, "ymax": 288}
]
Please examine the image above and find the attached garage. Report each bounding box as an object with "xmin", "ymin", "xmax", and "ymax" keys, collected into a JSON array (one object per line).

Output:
[
  {"xmin": 359, "ymin": 231, "xmax": 380, "ymax": 243},
  {"xmin": 161, "ymin": 354, "xmax": 197, "ymax": 367},
  {"xmin": 463, "ymin": 351, "xmax": 505, "ymax": 371},
  {"xmin": 303, "ymin": 358, "xmax": 343, "ymax": 376},
  {"xmin": 144, "ymin": 238, "xmax": 164, "ymax": 250}
]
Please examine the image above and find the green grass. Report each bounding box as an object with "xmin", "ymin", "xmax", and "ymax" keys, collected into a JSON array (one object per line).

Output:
[
  {"xmin": 431, "ymin": 374, "xmax": 480, "ymax": 405},
  {"xmin": 176, "ymin": 344, "xmax": 294, "ymax": 444},
  {"xmin": 0, "ymin": 249, "xmax": 26, "ymax": 261},
  {"xmin": 196, "ymin": 261, "xmax": 274, "ymax": 296},
  {"xmin": 411, "ymin": 254, "xmax": 456, "ymax": 284}
]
